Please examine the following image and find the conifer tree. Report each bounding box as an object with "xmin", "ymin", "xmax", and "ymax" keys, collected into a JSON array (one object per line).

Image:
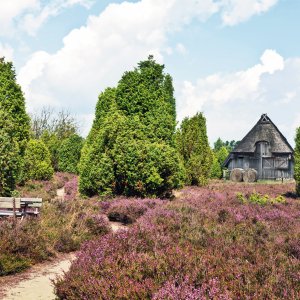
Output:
[
  {"xmin": 58, "ymin": 134, "xmax": 84, "ymax": 174},
  {"xmin": 210, "ymin": 152, "xmax": 222, "ymax": 179},
  {"xmin": 0, "ymin": 58, "xmax": 30, "ymax": 195},
  {"xmin": 176, "ymin": 112, "xmax": 213, "ymax": 186},
  {"xmin": 24, "ymin": 140, "xmax": 54, "ymax": 180},
  {"xmin": 79, "ymin": 56, "xmax": 184, "ymax": 197},
  {"xmin": 295, "ymin": 127, "xmax": 300, "ymax": 196}
]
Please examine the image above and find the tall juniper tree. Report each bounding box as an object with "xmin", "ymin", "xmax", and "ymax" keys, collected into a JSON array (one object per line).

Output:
[
  {"xmin": 176, "ymin": 112, "xmax": 213, "ymax": 186},
  {"xmin": 79, "ymin": 56, "xmax": 184, "ymax": 197},
  {"xmin": 0, "ymin": 58, "xmax": 30, "ymax": 195}
]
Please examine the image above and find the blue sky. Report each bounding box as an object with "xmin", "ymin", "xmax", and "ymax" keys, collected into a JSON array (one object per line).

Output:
[{"xmin": 0, "ymin": 0, "xmax": 299, "ymax": 146}]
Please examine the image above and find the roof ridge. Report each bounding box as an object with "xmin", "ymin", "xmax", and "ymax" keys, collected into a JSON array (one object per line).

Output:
[{"xmin": 231, "ymin": 114, "xmax": 293, "ymax": 154}]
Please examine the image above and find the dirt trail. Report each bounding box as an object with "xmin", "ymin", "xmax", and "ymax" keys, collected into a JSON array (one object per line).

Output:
[
  {"xmin": 0, "ymin": 253, "xmax": 75, "ymax": 300},
  {"xmin": 56, "ymin": 187, "xmax": 65, "ymax": 200},
  {"xmin": 110, "ymin": 220, "xmax": 127, "ymax": 232},
  {"xmin": 0, "ymin": 220, "xmax": 125, "ymax": 300}
]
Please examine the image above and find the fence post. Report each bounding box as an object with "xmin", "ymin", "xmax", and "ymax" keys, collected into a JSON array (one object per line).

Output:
[{"xmin": 13, "ymin": 197, "xmax": 16, "ymax": 219}]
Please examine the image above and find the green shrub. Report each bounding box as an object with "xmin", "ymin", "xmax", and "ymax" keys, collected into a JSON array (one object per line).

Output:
[
  {"xmin": 24, "ymin": 139, "xmax": 54, "ymax": 180},
  {"xmin": 0, "ymin": 255, "xmax": 31, "ymax": 276},
  {"xmin": 58, "ymin": 134, "xmax": 84, "ymax": 174},
  {"xmin": 236, "ymin": 192, "xmax": 286, "ymax": 205},
  {"xmin": 0, "ymin": 128, "xmax": 20, "ymax": 195}
]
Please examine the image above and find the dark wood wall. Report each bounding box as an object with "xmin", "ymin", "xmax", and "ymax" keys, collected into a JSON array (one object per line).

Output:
[{"xmin": 227, "ymin": 154, "xmax": 294, "ymax": 180}]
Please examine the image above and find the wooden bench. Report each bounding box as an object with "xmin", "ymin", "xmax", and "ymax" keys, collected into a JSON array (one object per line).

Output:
[{"xmin": 0, "ymin": 197, "xmax": 43, "ymax": 218}]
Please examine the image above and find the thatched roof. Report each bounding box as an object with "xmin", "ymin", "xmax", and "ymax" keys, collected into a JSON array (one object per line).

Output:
[{"xmin": 231, "ymin": 114, "xmax": 293, "ymax": 154}]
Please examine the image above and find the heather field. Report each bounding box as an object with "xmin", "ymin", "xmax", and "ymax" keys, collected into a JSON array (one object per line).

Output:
[
  {"xmin": 0, "ymin": 174, "xmax": 109, "ymax": 276},
  {"xmin": 54, "ymin": 181, "xmax": 300, "ymax": 300}
]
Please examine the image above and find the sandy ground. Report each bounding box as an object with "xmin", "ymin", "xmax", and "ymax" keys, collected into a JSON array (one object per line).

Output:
[
  {"xmin": 0, "ymin": 222, "xmax": 125, "ymax": 300},
  {"xmin": 0, "ymin": 186, "xmax": 126, "ymax": 299},
  {"xmin": 0, "ymin": 221, "xmax": 126, "ymax": 300},
  {"xmin": 110, "ymin": 221, "xmax": 127, "ymax": 232},
  {"xmin": 56, "ymin": 187, "xmax": 65, "ymax": 200},
  {"xmin": 0, "ymin": 253, "xmax": 76, "ymax": 300}
]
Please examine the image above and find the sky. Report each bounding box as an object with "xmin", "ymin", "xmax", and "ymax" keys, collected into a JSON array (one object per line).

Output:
[{"xmin": 0, "ymin": 0, "xmax": 299, "ymax": 146}]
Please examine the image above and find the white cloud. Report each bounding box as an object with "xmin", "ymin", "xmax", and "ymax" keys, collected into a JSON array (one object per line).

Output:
[
  {"xmin": 20, "ymin": 0, "xmax": 94, "ymax": 36},
  {"xmin": 0, "ymin": 43, "xmax": 14, "ymax": 61},
  {"xmin": 0, "ymin": 0, "xmax": 277, "ymax": 37},
  {"xmin": 0, "ymin": 0, "xmax": 94, "ymax": 37},
  {"xmin": 0, "ymin": 0, "xmax": 39, "ymax": 35},
  {"xmin": 178, "ymin": 49, "xmax": 284, "ymax": 120},
  {"xmin": 16, "ymin": 0, "xmax": 281, "ymax": 134},
  {"xmin": 220, "ymin": 0, "xmax": 278, "ymax": 26},
  {"xmin": 18, "ymin": 0, "xmax": 220, "ymax": 116},
  {"xmin": 177, "ymin": 49, "xmax": 300, "ymax": 146}
]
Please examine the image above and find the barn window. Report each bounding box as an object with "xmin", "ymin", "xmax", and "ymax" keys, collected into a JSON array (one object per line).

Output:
[{"xmin": 255, "ymin": 141, "xmax": 271, "ymax": 157}]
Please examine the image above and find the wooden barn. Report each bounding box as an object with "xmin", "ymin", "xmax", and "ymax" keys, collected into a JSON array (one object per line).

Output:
[{"xmin": 224, "ymin": 114, "xmax": 294, "ymax": 180}]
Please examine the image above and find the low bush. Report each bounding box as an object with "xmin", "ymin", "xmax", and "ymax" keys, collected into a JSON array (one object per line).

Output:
[
  {"xmin": 85, "ymin": 214, "xmax": 112, "ymax": 235},
  {"xmin": 107, "ymin": 198, "xmax": 162, "ymax": 224},
  {"xmin": 17, "ymin": 173, "xmax": 75, "ymax": 201},
  {"xmin": 64, "ymin": 176, "xmax": 78, "ymax": 200},
  {"xmin": 0, "ymin": 174, "xmax": 109, "ymax": 276},
  {"xmin": 0, "ymin": 254, "xmax": 31, "ymax": 276},
  {"xmin": 237, "ymin": 192, "xmax": 286, "ymax": 205}
]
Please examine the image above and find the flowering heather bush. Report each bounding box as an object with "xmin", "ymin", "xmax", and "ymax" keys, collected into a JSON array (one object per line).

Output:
[
  {"xmin": 85, "ymin": 214, "xmax": 112, "ymax": 235},
  {"xmin": 107, "ymin": 198, "xmax": 163, "ymax": 224},
  {"xmin": 54, "ymin": 172, "xmax": 73, "ymax": 188},
  {"xmin": 17, "ymin": 172, "xmax": 76, "ymax": 201},
  {"xmin": 0, "ymin": 179, "xmax": 105, "ymax": 276},
  {"xmin": 55, "ymin": 182, "xmax": 300, "ymax": 299},
  {"xmin": 64, "ymin": 175, "xmax": 78, "ymax": 200},
  {"xmin": 153, "ymin": 277, "xmax": 231, "ymax": 300}
]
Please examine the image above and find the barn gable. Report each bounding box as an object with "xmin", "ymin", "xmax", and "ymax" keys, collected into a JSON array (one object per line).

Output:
[
  {"xmin": 232, "ymin": 114, "xmax": 293, "ymax": 154},
  {"xmin": 224, "ymin": 114, "xmax": 294, "ymax": 180}
]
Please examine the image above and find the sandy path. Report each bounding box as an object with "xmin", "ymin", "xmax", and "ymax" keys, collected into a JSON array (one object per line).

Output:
[
  {"xmin": 0, "ymin": 221, "xmax": 125, "ymax": 300},
  {"xmin": 0, "ymin": 253, "xmax": 76, "ymax": 300},
  {"xmin": 56, "ymin": 187, "xmax": 65, "ymax": 200},
  {"xmin": 110, "ymin": 220, "xmax": 127, "ymax": 232},
  {"xmin": 0, "ymin": 184, "xmax": 126, "ymax": 300}
]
